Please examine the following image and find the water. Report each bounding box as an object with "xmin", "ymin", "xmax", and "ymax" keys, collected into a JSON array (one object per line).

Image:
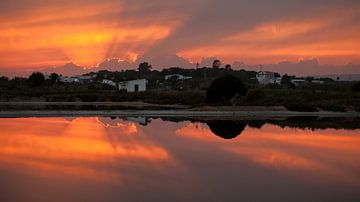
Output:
[{"xmin": 0, "ymin": 117, "xmax": 359, "ymax": 202}]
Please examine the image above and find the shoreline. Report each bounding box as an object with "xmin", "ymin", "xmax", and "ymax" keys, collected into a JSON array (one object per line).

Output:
[
  {"xmin": 1, "ymin": 102, "xmax": 359, "ymax": 118},
  {"xmin": 0, "ymin": 110, "xmax": 359, "ymax": 118}
]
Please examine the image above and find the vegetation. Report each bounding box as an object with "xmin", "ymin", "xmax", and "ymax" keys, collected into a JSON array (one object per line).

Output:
[
  {"xmin": 206, "ymin": 75, "xmax": 247, "ymax": 105},
  {"xmin": 0, "ymin": 64, "xmax": 359, "ymax": 112},
  {"xmin": 138, "ymin": 62, "xmax": 152, "ymax": 73},
  {"xmin": 49, "ymin": 73, "xmax": 59, "ymax": 83},
  {"xmin": 29, "ymin": 72, "xmax": 45, "ymax": 86}
]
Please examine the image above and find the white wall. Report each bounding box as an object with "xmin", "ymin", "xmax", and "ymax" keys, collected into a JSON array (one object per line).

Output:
[{"xmin": 119, "ymin": 79, "xmax": 147, "ymax": 92}]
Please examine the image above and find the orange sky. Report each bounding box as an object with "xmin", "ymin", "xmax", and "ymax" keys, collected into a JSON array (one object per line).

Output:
[{"xmin": 0, "ymin": 0, "xmax": 359, "ymax": 72}]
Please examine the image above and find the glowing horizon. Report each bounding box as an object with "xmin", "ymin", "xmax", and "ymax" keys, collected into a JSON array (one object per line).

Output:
[{"xmin": 0, "ymin": 0, "xmax": 359, "ymax": 73}]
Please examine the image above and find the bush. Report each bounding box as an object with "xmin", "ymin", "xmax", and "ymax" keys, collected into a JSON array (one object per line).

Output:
[
  {"xmin": 78, "ymin": 94, "xmax": 98, "ymax": 102},
  {"xmin": 29, "ymin": 72, "xmax": 45, "ymax": 86},
  {"xmin": 206, "ymin": 75, "xmax": 247, "ymax": 105},
  {"xmin": 247, "ymin": 89, "xmax": 265, "ymax": 103}
]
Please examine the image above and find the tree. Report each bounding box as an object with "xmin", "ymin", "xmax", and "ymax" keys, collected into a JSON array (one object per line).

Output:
[
  {"xmin": 206, "ymin": 75, "xmax": 247, "ymax": 105},
  {"xmin": 352, "ymin": 81, "xmax": 360, "ymax": 92},
  {"xmin": 305, "ymin": 76, "xmax": 314, "ymax": 83},
  {"xmin": 225, "ymin": 64, "xmax": 232, "ymax": 70},
  {"xmin": 212, "ymin": 59, "xmax": 221, "ymax": 68},
  {"xmin": 49, "ymin": 73, "xmax": 59, "ymax": 82},
  {"xmin": 0, "ymin": 76, "xmax": 9, "ymax": 87},
  {"xmin": 29, "ymin": 72, "xmax": 45, "ymax": 86},
  {"xmin": 138, "ymin": 62, "xmax": 152, "ymax": 73}
]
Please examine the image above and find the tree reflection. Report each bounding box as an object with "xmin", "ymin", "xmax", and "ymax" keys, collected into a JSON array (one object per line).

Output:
[{"xmin": 207, "ymin": 120, "xmax": 247, "ymax": 139}]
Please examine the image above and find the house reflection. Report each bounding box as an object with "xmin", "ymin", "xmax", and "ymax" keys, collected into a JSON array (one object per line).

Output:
[
  {"xmin": 100, "ymin": 117, "xmax": 152, "ymax": 126},
  {"xmin": 206, "ymin": 120, "xmax": 247, "ymax": 139}
]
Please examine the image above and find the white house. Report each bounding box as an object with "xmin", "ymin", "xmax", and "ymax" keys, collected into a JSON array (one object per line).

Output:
[
  {"xmin": 311, "ymin": 79, "xmax": 325, "ymax": 84},
  {"xmin": 165, "ymin": 74, "xmax": 192, "ymax": 81},
  {"xmin": 119, "ymin": 79, "xmax": 147, "ymax": 92},
  {"xmin": 102, "ymin": 79, "xmax": 117, "ymax": 87},
  {"xmin": 73, "ymin": 75, "xmax": 94, "ymax": 84},
  {"xmin": 291, "ymin": 79, "xmax": 307, "ymax": 86},
  {"xmin": 256, "ymin": 71, "xmax": 280, "ymax": 85},
  {"xmin": 59, "ymin": 76, "xmax": 77, "ymax": 83},
  {"xmin": 125, "ymin": 117, "xmax": 151, "ymax": 126}
]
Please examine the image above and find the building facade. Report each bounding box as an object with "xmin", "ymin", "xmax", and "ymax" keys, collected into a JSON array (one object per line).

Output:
[
  {"xmin": 102, "ymin": 79, "xmax": 117, "ymax": 87},
  {"xmin": 119, "ymin": 79, "xmax": 147, "ymax": 92},
  {"xmin": 256, "ymin": 71, "xmax": 280, "ymax": 85},
  {"xmin": 165, "ymin": 74, "xmax": 192, "ymax": 81}
]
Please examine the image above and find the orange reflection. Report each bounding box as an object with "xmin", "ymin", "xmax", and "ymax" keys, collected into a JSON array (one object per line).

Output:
[
  {"xmin": 177, "ymin": 122, "xmax": 360, "ymax": 185},
  {"xmin": 0, "ymin": 118, "xmax": 170, "ymax": 182}
]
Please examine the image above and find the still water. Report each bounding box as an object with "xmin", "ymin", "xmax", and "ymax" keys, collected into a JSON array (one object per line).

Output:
[{"xmin": 0, "ymin": 117, "xmax": 359, "ymax": 202}]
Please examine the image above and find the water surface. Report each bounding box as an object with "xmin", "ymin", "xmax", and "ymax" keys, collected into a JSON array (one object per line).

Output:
[{"xmin": 0, "ymin": 117, "xmax": 359, "ymax": 201}]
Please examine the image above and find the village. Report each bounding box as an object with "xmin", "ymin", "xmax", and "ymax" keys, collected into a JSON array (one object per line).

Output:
[
  {"xmin": 46, "ymin": 59, "xmax": 336, "ymax": 93},
  {"xmin": 1, "ymin": 59, "xmax": 359, "ymax": 112}
]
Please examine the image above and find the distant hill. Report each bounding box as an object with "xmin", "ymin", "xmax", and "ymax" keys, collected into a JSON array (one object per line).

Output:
[
  {"xmin": 0, "ymin": 59, "xmax": 137, "ymax": 78},
  {"xmin": 41, "ymin": 62, "xmax": 87, "ymax": 76},
  {"xmin": 1, "ymin": 58, "xmax": 360, "ymax": 79},
  {"xmin": 232, "ymin": 59, "xmax": 360, "ymax": 76},
  {"xmin": 314, "ymin": 74, "xmax": 360, "ymax": 81}
]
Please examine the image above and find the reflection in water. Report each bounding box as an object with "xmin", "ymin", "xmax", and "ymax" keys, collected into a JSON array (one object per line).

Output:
[
  {"xmin": 0, "ymin": 117, "xmax": 360, "ymax": 202},
  {"xmin": 206, "ymin": 120, "xmax": 246, "ymax": 139},
  {"xmin": 0, "ymin": 118, "xmax": 171, "ymax": 182}
]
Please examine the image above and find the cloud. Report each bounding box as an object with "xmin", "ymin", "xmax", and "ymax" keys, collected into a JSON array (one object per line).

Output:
[{"xmin": 0, "ymin": 0, "xmax": 359, "ymax": 74}]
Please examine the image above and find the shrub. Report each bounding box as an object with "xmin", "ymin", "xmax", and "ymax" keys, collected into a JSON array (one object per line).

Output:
[
  {"xmin": 29, "ymin": 72, "xmax": 45, "ymax": 86},
  {"xmin": 78, "ymin": 94, "xmax": 98, "ymax": 102},
  {"xmin": 206, "ymin": 75, "xmax": 247, "ymax": 105},
  {"xmin": 247, "ymin": 89, "xmax": 265, "ymax": 103}
]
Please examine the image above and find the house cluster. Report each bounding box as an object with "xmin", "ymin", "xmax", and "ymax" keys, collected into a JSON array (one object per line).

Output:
[
  {"xmin": 54, "ymin": 73, "xmax": 193, "ymax": 93},
  {"xmin": 256, "ymin": 71, "xmax": 325, "ymax": 86},
  {"xmin": 165, "ymin": 74, "xmax": 192, "ymax": 81},
  {"xmin": 256, "ymin": 71, "xmax": 282, "ymax": 85},
  {"xmin": 58, "ymin": 75, "xmax": 95, "ymax": 84},
  {"xmin": 55, "ymin": 75, "xmax": 147, "ymax": 92}
]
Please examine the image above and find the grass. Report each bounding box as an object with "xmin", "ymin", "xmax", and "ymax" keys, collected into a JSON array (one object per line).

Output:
[{"xmin": 0, "ymin": 82, "xmax": 359, "ymax": 112}]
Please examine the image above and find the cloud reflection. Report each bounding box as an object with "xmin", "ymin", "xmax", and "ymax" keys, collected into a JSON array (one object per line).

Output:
[
  {"xmin": 0, "ymin": 117, "xmax": 171, "ymax": 182},
  {"xmin": 176, "ymin": 122, "xmax": 360, "ymax": 185}
]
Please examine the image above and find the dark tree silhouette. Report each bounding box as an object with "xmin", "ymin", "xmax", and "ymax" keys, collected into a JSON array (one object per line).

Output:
[
  {"xmin": 49, "ymin": 73, "xmax": 59, "ymax": 82},
  {"xmin": 138, "ymin": 62, "xmax": 152, "ymax": 73},
  {"xmin": 206, "ymin": 75, "xmax": 247, "ymax": 105},
  {"xmin": 207, "ymin": 120, "xmax": 246, "ymax": 139},
  {"xmin": 281, "ymin": 74, "xmax": 296, "ymax": 88},
  {"xmin": 29, "ymin": 72, "xmax": 45, "ymax": 86},
  {"xmin": 225, "ymin": 64, "xmax": 232, "ymax": 70},
  {"xmin": 281, "ymin": 74, "xmax": 292, "ymax": 85},
  {"xmin": 212, "ymin": 59, "xmax": 221, "ymax": 68}
]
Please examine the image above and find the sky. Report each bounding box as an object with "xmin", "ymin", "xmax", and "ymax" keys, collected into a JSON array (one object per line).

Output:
[{"xmin": 0, "ymin": 0, "xmax": 360, "ymax": 74}]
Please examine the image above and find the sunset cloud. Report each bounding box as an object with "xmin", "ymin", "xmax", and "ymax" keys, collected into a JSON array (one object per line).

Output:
[{"xmin": 0, "ymin": 0, "xmax": 359, "ymax": 73}]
